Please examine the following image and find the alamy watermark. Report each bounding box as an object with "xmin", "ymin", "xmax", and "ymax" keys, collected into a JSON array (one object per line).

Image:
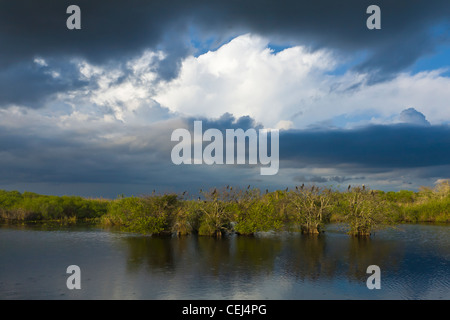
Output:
[
  {"xmin": 66, "ymin": 265, "xmax": 81, "ymax": 290},
  {"xmin": 171, "ymin": 121, "xmax": 279, "ymax": 175},
  {"xmin": 366, "ymin": 265, "xmax": 381, "ymax": 289}
]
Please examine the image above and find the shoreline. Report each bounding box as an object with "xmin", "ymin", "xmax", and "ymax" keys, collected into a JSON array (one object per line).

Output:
[{"xmin": 1, "ymin": 182, "xmax": 449, "ymax": 237}]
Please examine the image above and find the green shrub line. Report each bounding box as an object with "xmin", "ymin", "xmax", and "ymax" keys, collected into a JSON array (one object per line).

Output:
[{"xmin": 0, "ymin": 181, "xmax": 449, "ymax": 237}]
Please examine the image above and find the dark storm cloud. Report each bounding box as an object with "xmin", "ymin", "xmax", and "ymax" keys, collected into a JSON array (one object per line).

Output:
[
  {"xmin": 0, "ymin": 115, "xmax": 190, "ymax": 187},
  {"xmin": 0, "ymin": 59, "xmax": 86, "ymax": 107},
  {"xmin": 0, "ymin": 113, "xmax": 261, "ymax": 191},
  {"xmin": 0, "ymin": 0, "xmax": 197, "ymax": 69},
  {"xmin": 280, "ymin": 123, "xmax": 450, "ymax": 169},
  {"xmin": 187, "ymin": 112, "xmax": 263, "ymax": 131},
  {"xmin": 0, "ymin": 112, "xmax": 448, "ymax": 196},
  {"xmin": 0, "ymin": 0, "xmax": 448, "ymax": 106}
]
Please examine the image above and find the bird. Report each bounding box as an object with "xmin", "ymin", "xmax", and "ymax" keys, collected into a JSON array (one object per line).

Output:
[{"xmin": 348, "ymin": 185, "xmax": 351, "ymax": 192}]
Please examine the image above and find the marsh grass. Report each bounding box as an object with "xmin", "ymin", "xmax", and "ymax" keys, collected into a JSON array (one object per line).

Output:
[{"xmin": 1, "ymin": 181, "xmax": 448, "ymax": 237}]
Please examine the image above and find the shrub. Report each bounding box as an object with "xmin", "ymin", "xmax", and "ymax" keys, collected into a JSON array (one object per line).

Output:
[
  {"xmin": 343, "ymin": 186, "xmax": 390, "ymax": 236},
  {"xmin": 196, "ymin": 188, "xmax": 233, "ymax": 236},
  {"xmin": 286, "ymin": 185, "xmax": 333, "ymax": 234},
  {"xmin": 102, "ymin": 195, "xmax": 178, "ymax": 235},
  {"xmin": 233, "ymin": 189, "xmax": 284, "ymax": 235}
]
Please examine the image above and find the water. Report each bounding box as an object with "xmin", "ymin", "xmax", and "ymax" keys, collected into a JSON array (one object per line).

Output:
[{"xmin": 0, "ymin": 223, "xmax": 449, "ymax": 299}]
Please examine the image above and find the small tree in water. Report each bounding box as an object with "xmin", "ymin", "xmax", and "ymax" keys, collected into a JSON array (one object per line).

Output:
[
  {"xmin": 287, "ymin": 185, "xmax": 333, "ymax": 234},
  {"xmin": 345, "ymin": 185, "xmax": 388, "ymax": 236}
]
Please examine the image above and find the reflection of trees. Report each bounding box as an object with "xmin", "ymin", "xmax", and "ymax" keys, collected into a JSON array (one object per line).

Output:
[
  {"xmin": 195, "ymin": 236, "xmax": 233, "ymax": 276},
  {"xmin": 123, "ymin": 236, "xmax": 177, "ymax": 273},
  {"xmin": 281, "ymin": 235, "xmax": 338, "ymax": 281},
  {"xmin": 121, "ymin": 234, "xmax": 284, "ymax": 277},
  {"xmin": 280, "ymin": 233, "xmax": 403, "ymax": 284},
  {"xmin": 120, "ymin": 231, "xmax": 403, "ymax": 285},
  {"xmin": 194, "ymin": 236, "xmax": 284, "ymax": 277},
  {"xmin": 231, "ymin": 236, "xmax": 283, "ymax": 275},
  {"xmin": 346, "ymin": 236, "xmax": 402, "ymax": 282}
]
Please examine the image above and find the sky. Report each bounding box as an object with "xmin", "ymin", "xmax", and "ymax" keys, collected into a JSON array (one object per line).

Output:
[{"xmin": 0, "ymin": 0, "xmax": 449, "ymax": 198}]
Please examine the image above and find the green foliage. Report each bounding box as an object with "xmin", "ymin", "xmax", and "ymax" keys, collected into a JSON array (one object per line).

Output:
[
  {"xmin": 343, "ymin": 186, "xmax": 392, "ymax": 236},
  {"xmin": 196, "ymin": 188, "xmax": 233, "ymax": 236},
  {"xmin": 396, "ymin": 181, "xmax": 450, "ymax": 223},
  {"xmin": 382, "ymin": 190, "xmax": 416, "ymax": 203},
  {"xmin": 286, "ymin": 185, "xmax": 333, "ymax": 234},
  {"xmin": 0, "ymin": 190, "xmax": 107, "ymax": 221},
  {"xmin": 171, "ymin": 200, "xmax": 201, "ymax": 235},
  {"xmin": 0, "ymin": 180, "xmax": 448, "ymax": 237},
  {"xmin": 233, "ymin": 189, "xmax": 284, "ymax": 235},
  {"xmin": 103, "ymin": 194, "xmax": 178, "ymax": 235}
]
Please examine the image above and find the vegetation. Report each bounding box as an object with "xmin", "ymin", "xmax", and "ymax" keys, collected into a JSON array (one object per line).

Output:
[
  {"xmin": 0, "ymin": 190, "xmax": 107, "ymax": 222},
  {"xmin": 286, "ymin": 185, "xmax": 333, "ymax": 234},
  {"xmin": 340, "ymin": 186, "xmax": 391, "ymax": 236},
  {"xmin": 101, "ymin": 195, "xmax": 178, "ymax": 235},
  {"xmin": 0, "ymin": 180, "xmax": 449, "ymax": 237}
]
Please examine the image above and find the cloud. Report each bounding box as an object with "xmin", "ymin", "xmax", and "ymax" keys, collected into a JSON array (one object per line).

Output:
[
  {"xmin": 1, "ymin": 1, "xmax": 448, "ymax": 83},
  {"xmin": 280, "ymin": 123, "xmax": 450, "ymax": 169},
  {"xmin": 0, "ymin": 107, "xmax": 268, "ymax": 196},
  {"xmin": 154, "ymin": 35, "xmax": 450, "ymax": 129},
  {"xmin": 294, "ymin": 175, "xmax": 365, "ymax": 184},
  {"xmin": 0, "ymin": 0, "xmax": 192, "ymax": 69},
  {"xmin": 0, "ymin": 1, "xmax": 448, "ymax": 196},
  {"xmin": 154, "ymin": 34, "xmax": 338, "ymax": 126},
  {"xmin": 0, "ymin": 101, "xmax": 448, "ymax": 197},
  {"xmin": 398, "ymin": 108, "xmax": 430, "ymax": 126},
  {"xmin": 0, "ymin": 59, "xmax": 87, "ymax": 108}
]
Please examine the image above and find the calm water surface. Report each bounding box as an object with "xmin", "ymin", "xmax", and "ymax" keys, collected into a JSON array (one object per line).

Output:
[{"xmin": 0, "ymin": 223, "xmax": 449, "ymax": 299}]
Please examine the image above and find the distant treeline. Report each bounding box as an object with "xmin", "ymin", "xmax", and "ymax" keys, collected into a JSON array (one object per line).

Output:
[
  {"xmin": 0, "ymin": 181, "xmax": 449, "ymax": 237},
  {"xmin": 0, "ymin": 190, "xmax": 108, "ymax": 222}
]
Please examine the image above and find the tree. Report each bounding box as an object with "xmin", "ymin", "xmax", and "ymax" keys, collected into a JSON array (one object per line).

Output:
[
  {"xmin": 287, "ymin": 185, "xmax": 333, "ymax": 234},
  {"xmin": 344, "ymin": 186, "xmax": 388, "ymax": 236}
]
